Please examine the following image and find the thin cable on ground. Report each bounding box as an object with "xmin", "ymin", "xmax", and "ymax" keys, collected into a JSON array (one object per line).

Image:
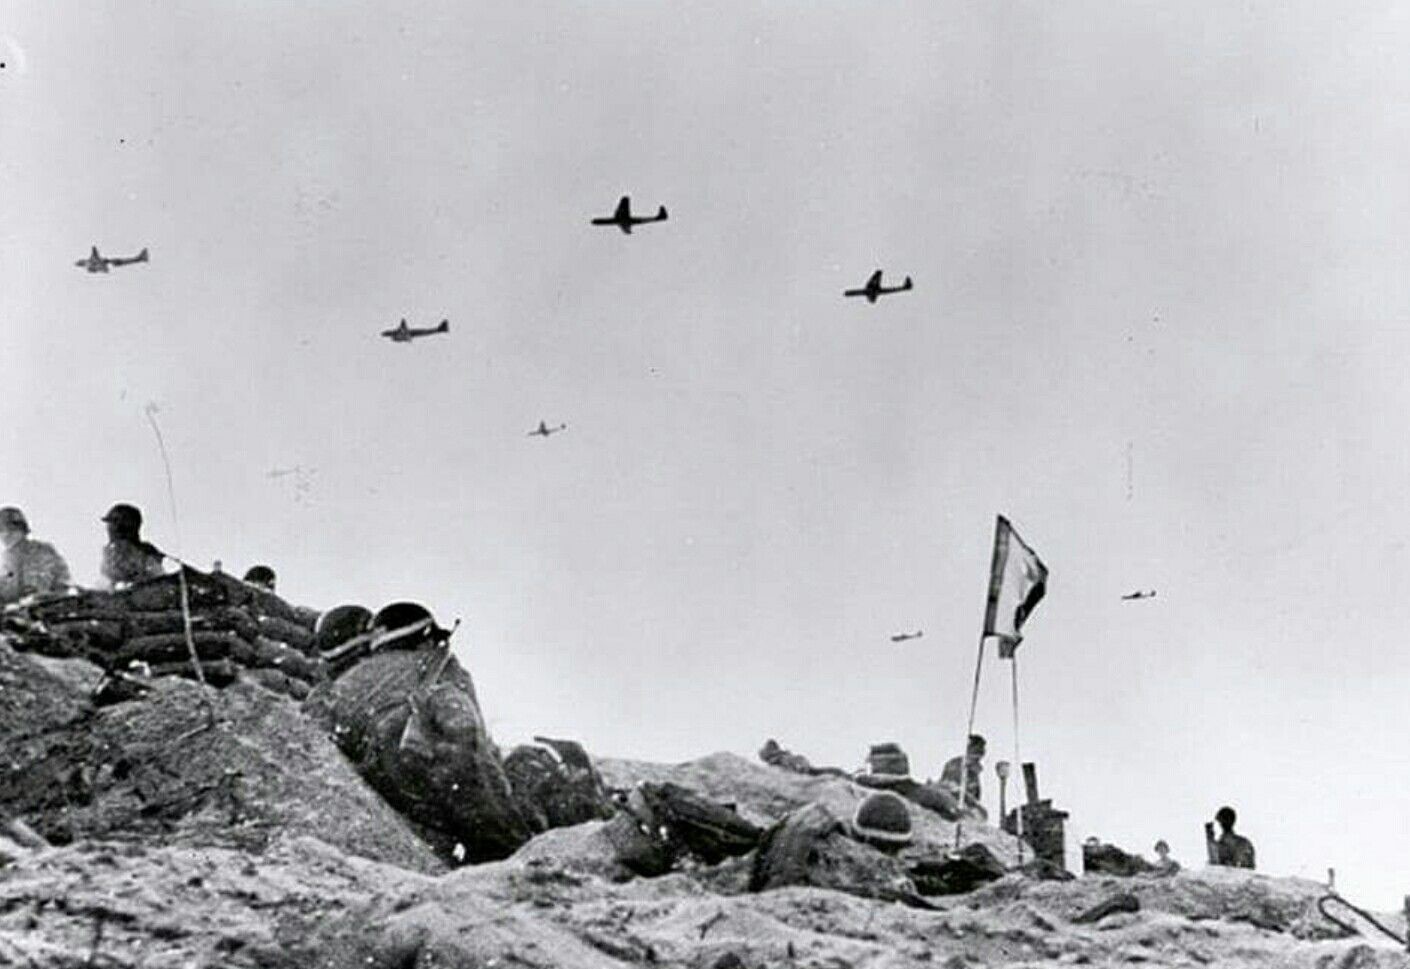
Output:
[{"xmin": 1317, "ymin": 894, "xmax": 1406, "ymax": 946}]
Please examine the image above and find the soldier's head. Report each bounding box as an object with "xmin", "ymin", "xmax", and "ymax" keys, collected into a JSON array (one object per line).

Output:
[
  {"xmin": 243, "ymin": 564, "xmax": 276, "ymax": 592},
  {"xmin": 1154, "ymin": 839, "xmax": 1171, "ymax": 859},
  {"xmin": 371, "ymin": 601, "xmax": 451, "ymax": 652},
  {"xmin": 0, "ymin": 506, "xmax": 29, "ymax": 547},
  {"xmin": 967, "ymin": 734, "xmax": 987, "ymax": 759},
  {"xmin": 1215, "ymin": 806, "xmax": 1237, "ymax": 832},
  {"xmin": 101, "ymin": 503, "xmax": 143, "ymax": 541}
]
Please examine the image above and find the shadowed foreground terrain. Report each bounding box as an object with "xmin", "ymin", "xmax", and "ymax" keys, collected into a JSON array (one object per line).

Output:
[{"xmin": 2, "ymin": 638, "xmax": 1407, "ymax": 968}]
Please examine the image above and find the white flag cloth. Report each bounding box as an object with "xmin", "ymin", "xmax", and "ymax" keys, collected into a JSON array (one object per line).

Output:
[{"xmin": 983, "ymin": 516, "xmax": 1048, "ymax": 658}]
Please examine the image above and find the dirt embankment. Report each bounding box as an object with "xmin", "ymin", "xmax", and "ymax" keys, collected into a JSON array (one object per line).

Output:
[{"xmin": 3, "ymin": 643, "xmax": 1407, "ymax": 968}]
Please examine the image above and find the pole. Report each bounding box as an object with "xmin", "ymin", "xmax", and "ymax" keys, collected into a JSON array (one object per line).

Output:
[
  {"xmin": 1010, "ymin": 653, "xmax": 1024, "ymax": 867},
  {"xmin": 953, "ymin": 631, "xmax": 987, "ymax": 849}
]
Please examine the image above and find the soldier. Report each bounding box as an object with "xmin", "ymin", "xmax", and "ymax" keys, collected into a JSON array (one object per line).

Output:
[
  {"xmin": 1153, "ymin": 839, "xmax": 1180, "ymax": 875},
  {"xmin": 0, "ymin": 507, "xmax": 71, "ymax": 604},
  {"xmin": 242, "ymin": 564, "xmax": 276, "ymax": 592},
  {"xmin": 940, "ymin": 734, "xmax": 987, "ymax": 816},
  {"xmin": 1206, "ymin": 806, "xmax": 1256, "ymax": 870},
  {"xmin": 99, "ymin": 503, "xmax": 165, "ymax": 589}
]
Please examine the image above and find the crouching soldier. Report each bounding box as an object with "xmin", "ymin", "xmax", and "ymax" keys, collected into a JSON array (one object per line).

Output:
[
  {"xmin": 304, "ymin": 601, "xmax": 531, "ymax": 864},
  {"xmin": 99, "ymin": 503, "xmax": 165, "ymax": 589},
  {"xmin": 0, "ymin": 507, "xmax": 71, "ymax": 605}
]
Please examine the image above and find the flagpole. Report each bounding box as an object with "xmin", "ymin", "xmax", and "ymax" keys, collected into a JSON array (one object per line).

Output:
[
  {"xmin": 953, "ymin": 629, "xmax": 987, "ymax": 850},
  {"xmin": 1010, "ymin": 652, "xmax": 1025, "ymax": 867},
  {"xmin": 956, "ymin": 515, "xmax": 1008, "ymax": 850}
]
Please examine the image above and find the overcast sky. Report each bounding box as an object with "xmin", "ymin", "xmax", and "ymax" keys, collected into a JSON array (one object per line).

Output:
[{"xmin": 4, "ymin": 2, "xmax": 1409, "ymax": 906}]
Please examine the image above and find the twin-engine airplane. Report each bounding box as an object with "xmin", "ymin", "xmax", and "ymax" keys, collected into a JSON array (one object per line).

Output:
[
  {"xmin": 381, "ymin": 318, "xmax": 449, "ymax": 343},
  {"xmin": 528, "ymin": 421, "xmax": 567, "ymax": 438},
  {"xmin": 890, "ymin": 630, "xmax": 924, "ymax": 643},
  {"xmin": 591, "ymin": 195, "xmax": 668, "ymax": 234},
  {"xmin": 76, "ymin": 246, "xmax": 148, "ymax": 274},
  {"xmin": 1121, "ymin": 590, "xmax": 1157, "ymax": 600},
  {"xmin": 844, "ymin": 269, "xmax": 913, "ymax": 303}
]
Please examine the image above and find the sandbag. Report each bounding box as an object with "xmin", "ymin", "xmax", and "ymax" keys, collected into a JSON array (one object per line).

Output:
[
  {"xmin": 126, "ymin": 607, "xmax": 259, "ymax": 641},
  {"xmin": 40, "ymin": 619, "xmax": 125, "ymax": 651},
  {"xmin": 145, "ymin": 658, "xmax": 240, "ymax": 687},
  {"xmin": 116, "ymin": 631, "xmax": 241, "ymax": 666},
  {"xmin": 303, "ymin": 648, "xmax": 531, "ymax": 863},
  {"xmin": 249, "ymin": 637, "xmax": 323, "ymax": 683},
  {"xmin": 121, "ymin": 573, "xmax": 229, "ymax": 612},
  {"xmin": 255, "ymin": 614, "xmax": 316, "ymax": 652}
]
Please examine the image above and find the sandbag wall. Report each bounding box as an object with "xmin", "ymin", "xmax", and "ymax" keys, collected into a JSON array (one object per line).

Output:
[{"xmin": 1, "ymin": 571, "xmax": 325, "ymax": 700}]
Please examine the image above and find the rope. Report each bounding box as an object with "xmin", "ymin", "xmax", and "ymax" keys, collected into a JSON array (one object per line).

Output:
[
  {"xmin": 144, "ymin": 405, "xmax": 213, "ymax": 727},
  {"xmin": 1317, "ymin": 894, "xmax": 1406, "ymax": 946}
]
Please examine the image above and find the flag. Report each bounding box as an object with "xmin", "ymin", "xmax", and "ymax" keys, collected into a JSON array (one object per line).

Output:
[{"xmin": 983, "ymin": 515, "xmax": 1048, "ymax": 658}]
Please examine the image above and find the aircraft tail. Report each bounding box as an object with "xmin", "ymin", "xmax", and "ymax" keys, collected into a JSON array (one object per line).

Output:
[
  {"xmin": 656, "ymin": 206, "xmax": 668, "ymax": 220},
  {"xmin": 902, "ymin": 276, "xmax": 913, "ymax": 289},
  {"xmin": 437, "ymin": 320, "xmax": 449, "ymax": 332},
  {"xmin": 137, "ymin": 248, "xmax": 149, "ymax": 262}
]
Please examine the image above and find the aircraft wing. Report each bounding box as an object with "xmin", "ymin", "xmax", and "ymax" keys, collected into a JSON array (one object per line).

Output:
[
  {"xmin": 614, "ymin": 196, "xmax": 630, "ymax": 220},
  {"xmin": 867, "ymin": 270, "xmax": 882, "ymax": 288},
  {"xmin": 91, "ymin": 246, "xmax": 100, "ymax": 260}
]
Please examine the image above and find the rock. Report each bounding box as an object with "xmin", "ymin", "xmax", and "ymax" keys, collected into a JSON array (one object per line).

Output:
[
  {"xmin": 1082, "ymin": 838, "xmax": 1155, "ymax": 876},
  {"xmin": 749, "ymin": 801, "xmax": 930, "ymax": 907},
  {"xmin": 303, "ymin": 648, "xmax": 531, "ymax": 864},
  {"xmin": 504, "ymin": 737, "xmax": 615, "ymax": 834},
  {"xmin": 600, "ymin": 751, "xmax": 1028, "ymax": 867},
  {"xmin": 632, "ymin": 781, "xmax": 763, "ymax": 865},
  {"xmin": 1072, "ymin": 891, "xmax": 1141, "ymax": 923},
  {"xmin": 907, "ymin": 842, "xmax": 1007, "ymax": 896},
  {"xmin": 0, "ymin": 640, "xmax": 440, "ymax": 873}
]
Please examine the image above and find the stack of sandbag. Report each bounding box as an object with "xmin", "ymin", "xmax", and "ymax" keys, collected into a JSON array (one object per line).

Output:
[{"xmin": 1, "ymin": 570, "xmax": 325, "ymax": 700}]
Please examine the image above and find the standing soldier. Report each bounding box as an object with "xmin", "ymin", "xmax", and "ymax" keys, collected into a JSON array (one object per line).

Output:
[
  {"xmin": 1205, "ymin": 806, "xmax": 1256, "ymax": 869},
  {"xmin": 99, "ymin": 503, "xmax": 165, "ymax": 589},
  {"xmin": 940, "ymin": 734, "xmax": 988, "ymax": 818},
  {"xmin": 0, "ymin": 507, "xmax": 71, "ymax": 604}
]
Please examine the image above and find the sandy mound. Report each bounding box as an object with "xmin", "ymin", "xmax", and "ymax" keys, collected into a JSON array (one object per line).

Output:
[
  {"xmin": 0, "ymin": 641, "xmax": 441, "ymax": 874},
  {"xmin": 600, "ymin": 751, "xmax": 1025, "ymax": 866}
]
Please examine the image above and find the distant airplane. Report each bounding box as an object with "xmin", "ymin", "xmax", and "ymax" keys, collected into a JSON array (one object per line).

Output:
[
  {"xmin": 844, "ymin": 269, "xmax": 913, "ymax": 303},
  {"xmin": 591, "ymin": 195, "xmax": 667, "ymax": 234},
  {"xmin": 75, "ymin": 245, "xmax": 148, "ymax": 274},
  {"xmin": 528, "ymin": 421, "xmax": 567, "ymax": 438},
  {"xmin": 381, "ymin": 318, "xmax": 449, "ymax": 343},
  {"xmin": 1121, "ymin": 590, "xmax": 1157, "ymax": 601},
  {"xmin": 890, "ymin": 630, "xmax": 924, "ymax": 643}
]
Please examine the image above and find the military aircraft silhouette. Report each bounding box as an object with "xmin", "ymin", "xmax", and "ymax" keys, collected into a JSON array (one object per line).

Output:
[
  {"xmin": 890, "ymin": 630, "xmax": 924, "ymax": 643},
  {"xmin": 591, "ymin": 196, "xmax": 668, "ymax": 234},
  {"xmin": 75, "ymin": 246, "xmax": 148, "ymax": 274},
  {"xmin": 380, "ymin": 318, "xmax": 449, "ymax": 343},
  {"xmin": 1121, "ymin": 590, "xmax": 1157, "ymax": 600},
  {"xmin": 528, "ymin": 421, "xmax": 567, "ymax": 438},
  {"xmin": 844, "ymin": 270, "xmax": 913, "ymax": 303}
]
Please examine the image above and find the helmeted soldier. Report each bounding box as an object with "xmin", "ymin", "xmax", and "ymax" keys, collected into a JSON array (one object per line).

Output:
[
  {"xmin": 99, "ymin": 503, "xmax": 165, "ymax": 589},
  {"xmin": 242, "ymin": 564, "xmax": 277, "ymax": 592},
  {"xmin": 0, "ymin": 506, "xmax": 72, "ymax": 604}
]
